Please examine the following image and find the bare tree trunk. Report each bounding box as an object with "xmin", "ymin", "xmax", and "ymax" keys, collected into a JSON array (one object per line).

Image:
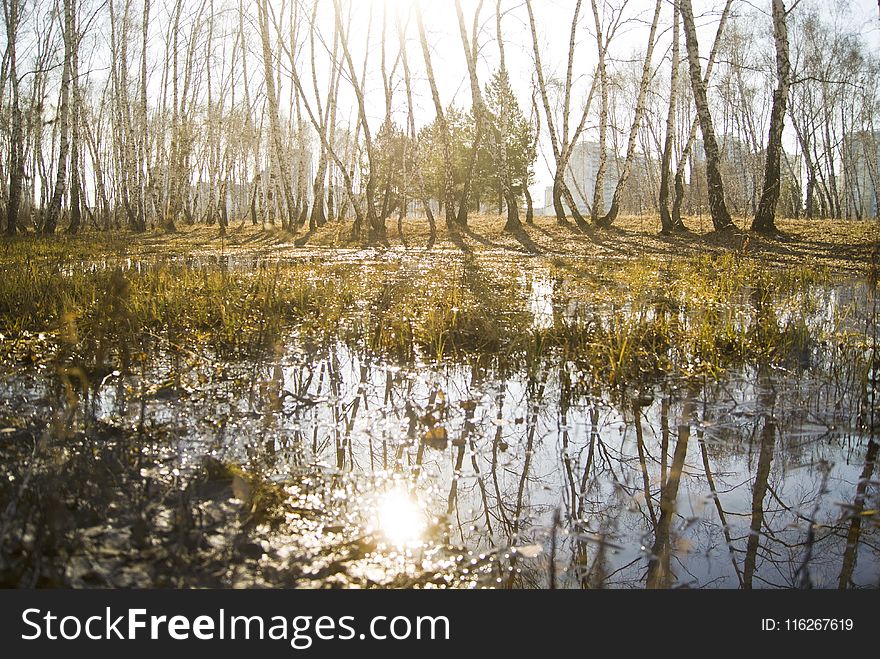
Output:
[
  {"xmin": 526, "ymin": 0, "xmax": 595, "ymax": 230},
  {"xmin": 416, "ymin": 4, "xmax": 457, "ymax": 232},
  {"xmin": 332, "ymin": 0, "xmax": 384, "ymax": 243},
  {"xmin": 82, "ymin": 100, "xmax": 111, "ymax": 229},
  {"xmin": 308, "ymin": 2, "xmax": 335, "ymax": 232},
  {"xmin": 526, "ymin": 0, "xmax": 568, "ymax": 226},
  {"xmin": 456, "ymin": 122, "xmax": 480, "ymax": 228},
  {"xmin": 134, "ymin": 0, "xmax": 150, "ymax": 232},
  {"xmin": 257, "ymin": 0, "xmax": 296, "ymax": 232},
  {"xmin": 596, "ymin": 0, "xmax": 662, "ymax": 228},
  {"xmin": 3, "ymin": 0, "xmax": 22, "ymax": 235},
  {"xmin": 166, "ymin": 0, "xmax": 183, "ymax": 233},
  {"xmin": 751, "ymin": 0, "xmax": 791, "ymax": 234},
  {"xmin": 326, "ymin": 21, "xmax": 344, "ymax": 226},
  {"xmin": 449, "ymin": 0, "xmax": 484, "ymax": 230},
  {"xmin": 397, "ymin": 13, "xmax": 436, "ymax": 246},
  {"xmin": 671, "ymin": 0, "xmax": 733, "ymax": 228},
  {"xmin": 444, "ymin": 1, "xmax": 485, "ymax": 230},
  {"xmin": 680, "ymin": 0, "xmax": 734, "ymax": 231},
  {"xmin": 43, "ymin": 0, "xmax": 78, "ymax": 234},
  {"xmin": 377, "ymin": 3, "xmax": 401, "ymax": 228},
  {"xmin": 491, "ymin": 0, "xmax": 522, "ymax": 232},
  {"xmin": 525, "ymin": 187, "xmax": 534, "ymax": 224},
  {"xmin": 67, "ymin": 20, "xmax": 82, "ymax": 235},
  {"xmin": 108, "ymin": 0, "xmax": 126, "ymax": 230},
  {"xmin": 557, "ymin": 0, "xmax": 588, "ymax": 230},
  {"xmin": 659, "ymin": 0, "xmax": 684, "ymax": 233},
  {"xmin": 284, "ymin": 6, "xmax": 365, "ymax": 240},
  {"xmin": 590, "ymin": 0, "xmax": 608, "ymax": 223}
]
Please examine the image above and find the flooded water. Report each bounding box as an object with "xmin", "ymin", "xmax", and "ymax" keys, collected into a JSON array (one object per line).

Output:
[{"xmin": 0, "ymin": 251, "xmax": 877, "ymax": 588}]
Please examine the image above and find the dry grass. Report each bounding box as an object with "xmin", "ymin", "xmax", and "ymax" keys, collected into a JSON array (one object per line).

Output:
[{"xmin": 1, "ymin": 214, "xmax": 876, "ymax": 274}]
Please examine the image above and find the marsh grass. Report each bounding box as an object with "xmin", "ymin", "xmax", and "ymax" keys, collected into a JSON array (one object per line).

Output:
[
  {"xmin": 0, "ymin": 239, "xmax": 871, "ymax": 395},
  {"xmin": 0, "ymin": 259, "xmax": 358, "ymax": 359},
  {"xmin": 541, "ymin": 252, "xmax": 852, "ymax": 383},
  {"xmin": 361, "ymin": 258, "xmax": 528, "ymax": 361}
]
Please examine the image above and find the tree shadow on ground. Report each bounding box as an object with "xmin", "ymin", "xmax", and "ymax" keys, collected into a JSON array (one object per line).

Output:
[
  {"xmin": 446, "ymin": 225, "xmax": 474, "ymax": 254},
  {"xmin": 507, "ymin": 227, "xmax": 543, "ymax": 254},
  {"xmin": 459, "ymin": 225, "xmax": 502, "ymax": 250}
]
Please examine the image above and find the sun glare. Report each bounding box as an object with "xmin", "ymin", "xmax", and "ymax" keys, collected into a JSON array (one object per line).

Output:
[{"xmin": 374, "ymin": 484, "xmax": 427, "ymax": 549}]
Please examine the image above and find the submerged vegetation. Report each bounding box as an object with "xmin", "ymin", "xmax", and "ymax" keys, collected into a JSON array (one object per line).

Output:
[
  {"xmin": 0, "ymin": 222, "xmax": 866, "ymax": 379},
  {"xmin": 0, "ymin": 218, "xmax": 878, "ymax": 588}
]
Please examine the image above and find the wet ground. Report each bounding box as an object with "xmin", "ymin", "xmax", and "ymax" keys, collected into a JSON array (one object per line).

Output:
[{"xmin": 0, "ymin": 247, "xmax": 877, "ymax": 588}]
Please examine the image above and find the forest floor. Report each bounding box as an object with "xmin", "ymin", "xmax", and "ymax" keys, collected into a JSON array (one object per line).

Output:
[{"xmin": 2, "ymin": 214, "xmax": 876, "ymax": 274}]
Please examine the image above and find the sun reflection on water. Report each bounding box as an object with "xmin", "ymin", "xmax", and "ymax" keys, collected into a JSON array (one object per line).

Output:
[{"xmin": 373, "ymin": 483, "xmax": 427, "ymax": 549}]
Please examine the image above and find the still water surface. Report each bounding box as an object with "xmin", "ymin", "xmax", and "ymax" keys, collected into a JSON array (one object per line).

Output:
[{"xmin": 0, "ymin": 253, "xmax": 877, "ymax": 588}]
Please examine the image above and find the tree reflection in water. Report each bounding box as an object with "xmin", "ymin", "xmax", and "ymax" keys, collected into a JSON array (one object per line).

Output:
[{"xmin": 0, "ymin": 269, "xmax": 877, "ymax": 589}]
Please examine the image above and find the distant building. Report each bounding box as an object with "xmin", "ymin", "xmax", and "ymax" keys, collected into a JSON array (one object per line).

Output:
[
  {"xmin": 845, "ymin": 131, "xmax": 880, "ymax": 219},
  {"xmin": 544, "ymin": 141, "xmax": 618, "ymax": 214},
  {"xmin": 688, "ymin": 136, "xmax": 784, "ymax": 217},
  {"xmin": 720, "ymin": 135, "xmax": 761, "ymax": 215},
  {"xmin": 564, "ymin": 141, "xmax": 620, "ymax": 213}
]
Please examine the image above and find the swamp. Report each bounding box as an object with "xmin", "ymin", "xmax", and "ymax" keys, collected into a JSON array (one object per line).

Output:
[
  {"xmin": 2, "ymin": 0, "xmax": 879, "ymax": 592},
  {"xmin": 0, "ymin": 217, "xmax": 877, "ymax": 589}
]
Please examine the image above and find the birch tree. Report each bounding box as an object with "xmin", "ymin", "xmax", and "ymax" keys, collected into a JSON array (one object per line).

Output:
[
  {"xmin": 257, "ymin": 0, "xmax": 296, "ymax": 231},
  {"xmin": 455, "ymin": 0, "xmax": 524, "ymax": 232},
  {"xmin": 658, "ymin": 0, "xmax": 685, "ymax": 233},
  {"xmin": 751, "ymin": 0, "xmax": 791, "ymax": 233},
  {"xmin": 525, "ymin": 0, "xmax": 598, "ymax": 230},
  {"xmin": 2, "ymin": 0, "xmax": 23, "ymax": 235},
  {"xmin": 680, "ymin": 0, "xmax": 734, "ymax": 231},
  {"xmin": 416, "ymin": 3, "xmax": 457, "ymax": 231},
  {"xmin": 42, "ymin": 0, "xmax": 78, "ymax": 234},
  {"xmin": 671, "ymin": 0, "xmax": 732, "ymax": 228},
  {"xmin": 397, "ymin": 11, "xmax": 437, "ymax": 245},
  {"xmin": 595, "ymin": 0, "xmax": 662, "ymax": 228}
]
